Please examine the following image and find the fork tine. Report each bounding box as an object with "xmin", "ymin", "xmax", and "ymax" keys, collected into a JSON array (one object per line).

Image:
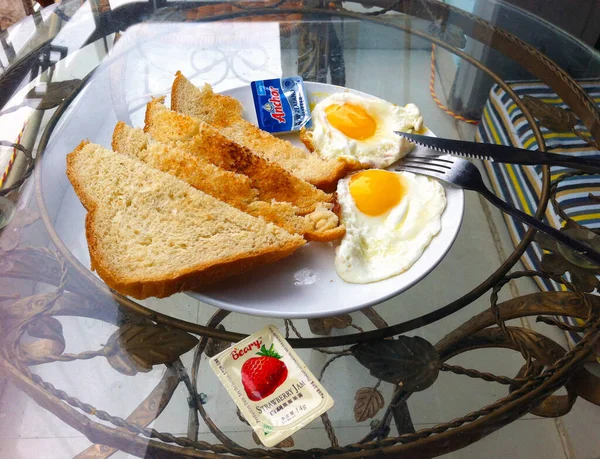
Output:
[
  {"xmin": 402, "ymin": 157, "xmax": 453, "ymax": 171},
  {"xmin": 405, "ymin": 150, "xmax": 460, "ymax": 163},
  {"xmin": 405, "ymin": 155, "xmax": 456, "ymax": 166},
  {"xmin": 395, "ymin": 164, "xmax": 446, "ymax": 179}
]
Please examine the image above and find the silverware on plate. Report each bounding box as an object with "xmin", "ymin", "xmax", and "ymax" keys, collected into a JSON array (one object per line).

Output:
[
  {"xmin": 396, "ymin": 154, "xmax": 600, "ymax": 267},
  {"xmin": 396, "ymin": 132, "xmax": 600, "ymax": 174}
]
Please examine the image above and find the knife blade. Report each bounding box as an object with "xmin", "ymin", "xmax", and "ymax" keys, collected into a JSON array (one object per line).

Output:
[{"xmin": 396, "ymin": 131, "xmax": 600, "ymax": 174}]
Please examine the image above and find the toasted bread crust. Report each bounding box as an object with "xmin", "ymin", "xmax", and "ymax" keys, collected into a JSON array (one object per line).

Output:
[
  {"xmin": 86, "ymin": 208, "xmax": 302, "ymax": 299},
  {"xmin": 67, "ymin": 141, "xmax": 305, "ymax": 300},
  {"xmin": 299, "ymin": 127, "xmax": 367, "ymax": 173},
  {"xmin": 115, "ymin": 121, "xmax": 345, "ymax": 242},
  {"xmin": 245, "ymin": 201, "xmax": 345, "ymax": 242},
  {"xmin": 144, "ymin": 98, "xmax": 333, "ymax": 215},
  {"xmin": 171, "ymin": 72, "xmax": 349, "ymax": 191},
  {"xmin": 66, "ymin": 141, "xmax": 96, "ymax": 212},
  {"xmin": 299, "ymin": 127, "xmax": 315, "ymax": 152},
  {"xmin": 112, "ymin": 121, "xmax": 258, "ymax": 209}
]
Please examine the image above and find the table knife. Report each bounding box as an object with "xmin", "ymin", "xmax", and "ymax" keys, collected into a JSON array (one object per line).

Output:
[{"xmin": 396, "ymin": 132, "xmax": 600, "ymax": 174}]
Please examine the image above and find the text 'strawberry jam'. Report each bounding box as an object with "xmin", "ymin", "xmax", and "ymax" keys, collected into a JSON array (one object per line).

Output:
[
  {"xmin": 209, "ymin": 325, "xmax": 334, "ymax": 447},
  {"xmin": 251, "ymin": 76, "xmax": 312, "ymax": 134}
]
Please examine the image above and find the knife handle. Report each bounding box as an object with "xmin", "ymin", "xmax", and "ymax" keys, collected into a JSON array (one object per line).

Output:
[
  {"xmin": 478, "ymin": 187, "xmax": 600, "ymax": 267},
  {"xmin": 474, "ymin": 142, "xmax": 600, "ymax": 174},
  {"xmin": 536, "ymin": 152, "xmax": 600, "ymax": 175}
]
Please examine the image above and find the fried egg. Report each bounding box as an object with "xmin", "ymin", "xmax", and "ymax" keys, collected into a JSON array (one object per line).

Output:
[
  {"xmin": 335, "ymin": 169, "xmax": 446, "ymax": 283},
  {"xmin": 309, "ymin": 92, "xmax": 423, "ymax": 168}
]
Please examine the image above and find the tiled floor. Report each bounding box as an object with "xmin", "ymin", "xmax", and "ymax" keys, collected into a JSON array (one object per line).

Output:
[{"xmin": 1, "ymin": 17, "xmax": 599, "ymax": 459}]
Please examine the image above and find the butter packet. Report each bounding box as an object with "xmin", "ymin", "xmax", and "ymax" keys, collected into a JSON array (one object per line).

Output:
[
  {"xmin": 250, "ymin": 76, "xmax": 312, "ymax": 134},
  {"xmin": 209, "ymin": 325, "xmax": 334, "ymax": 447}
]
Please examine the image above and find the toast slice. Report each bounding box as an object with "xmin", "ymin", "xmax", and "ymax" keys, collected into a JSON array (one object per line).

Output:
[
  {"xmin": 170, "ymin": 72, "xmax": 348, "ymax": 191},
  {"xmin": 112, "ymin": 122, "xmax": 344, "ymax": 242},
  {"xmin": 112, "ymin": 122, "xmax": 258, "ymax": 210},
  {"xmin": 66, "ymin": 141, "xmax": 305, "ymax": 299},
  {"xmin": 144, "ymin": 98, "xmax": 332, "ymax": 215}
]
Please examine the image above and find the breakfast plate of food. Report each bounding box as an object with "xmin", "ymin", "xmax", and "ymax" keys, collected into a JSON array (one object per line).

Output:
[
  {"xmin": 185, "ymin": 78, "xmax": 463, "ymax": 317},
  {"xmin": 51, "ymin": 72, "xmax": 463, "ymax": 318}
]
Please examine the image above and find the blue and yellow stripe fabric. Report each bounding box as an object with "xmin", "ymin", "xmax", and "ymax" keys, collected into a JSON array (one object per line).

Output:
[
  {"xmin": 477, "ymin": 81, "xmax": 600, "ymax": 344},
  {"xmin": 477, "ymin": 80, "xmax": 600, "ymax": 291}
]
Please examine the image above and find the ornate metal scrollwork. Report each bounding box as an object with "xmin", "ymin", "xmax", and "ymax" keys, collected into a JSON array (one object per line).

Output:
[
  {"xmin": 536, "ymin": 222, "xmax": 600, "ymax": 292},
  {"xmin": 354, "ymin": 385, "xmax": 385, "ymax": 422},
  {"xmin": 308, "ymin": 313, "xmax": 352, "ymax": 335},
  {"xmin": 25, "ymin": 79, "xmax": 83, "ymax": 110},
  {"xmin": 103, "ymin": 324, "xmax": 199, "ymax": 376},
  {"xmin": 353, "ymin": 336, "xmax": 441, "ymax": 391},
  {"xmin": 522, "ymin": 95, "xmax": 578, "ymax": 132}
]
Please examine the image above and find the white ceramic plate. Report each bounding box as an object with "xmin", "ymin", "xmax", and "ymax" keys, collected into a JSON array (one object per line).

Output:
[
  {"xmin": 188, "ymin": 82, "xmax": 464, "ymax": 318},
  {"xmin": 39, "ymin": 25, "xmax": 463, "ymax": 319}
]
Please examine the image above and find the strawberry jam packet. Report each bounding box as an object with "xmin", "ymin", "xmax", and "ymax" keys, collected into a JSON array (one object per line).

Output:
[{"xmin": 209, "ymin": 325, "xmax": 334, "ymax": 447}]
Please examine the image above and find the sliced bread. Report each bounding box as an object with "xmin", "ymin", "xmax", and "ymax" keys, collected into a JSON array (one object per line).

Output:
[
  {"xmin": 144, "ymin": 97, "xmax": 332, "ymax": 215},
  {"xmin": 66, "ymin": 141, "xmax": 305, "ymax": 299},
  {"xmin": 112, "ymin": 122, "xmax": 344, "ymax": 242},
  {"xmin": 170, "ymin": 71, "xmax": 348, "ymax": 191},
  {"xmin": 112, "ymin": 121, "xmax": 258, "ymax": 210}
]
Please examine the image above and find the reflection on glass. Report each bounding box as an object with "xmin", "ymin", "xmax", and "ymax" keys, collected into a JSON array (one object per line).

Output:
[{"xmin": 0, "ymin": 195, "xmax": 15, "ymax": 229}]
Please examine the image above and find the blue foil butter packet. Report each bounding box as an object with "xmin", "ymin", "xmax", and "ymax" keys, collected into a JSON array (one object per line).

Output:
[{"xmin": 251, "ymin": 76, "xmax": 312, "ymax": 134}]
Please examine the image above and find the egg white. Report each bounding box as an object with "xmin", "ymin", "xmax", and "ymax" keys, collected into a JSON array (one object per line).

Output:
[
  {"xmin": 310, "ymin": 92, "xmax": 423, "ymax": 168},
  {"xmin": 335, "ymin": 171, "xmax": 446, "ymax": 283}
]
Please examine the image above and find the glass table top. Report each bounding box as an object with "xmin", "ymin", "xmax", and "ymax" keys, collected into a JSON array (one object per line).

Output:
[{"xmin": 1, "ymin": 1, "xmax": 599, "ymax": 458}]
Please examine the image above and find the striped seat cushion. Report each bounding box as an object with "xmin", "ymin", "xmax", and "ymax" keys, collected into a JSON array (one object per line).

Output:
[{"xmin": 477, "ymin": 81, "xmax": 600, "ymax": 344}]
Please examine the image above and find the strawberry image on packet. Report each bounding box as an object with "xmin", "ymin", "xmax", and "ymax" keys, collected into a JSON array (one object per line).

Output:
[{"xmin": 209, "ymin": 325, "xmax": 334, "ymax": 447}]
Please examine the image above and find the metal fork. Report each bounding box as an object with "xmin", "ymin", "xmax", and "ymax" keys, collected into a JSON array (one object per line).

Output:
[{"xmin": 397, "ymin": 154, "xmax": 600, "ymax": 267}]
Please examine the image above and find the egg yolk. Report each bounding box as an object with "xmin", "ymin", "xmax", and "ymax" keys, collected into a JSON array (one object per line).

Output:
[
  {"xmin": 349, "ymin": 170, "xmax": 405, "ymax": 216},
  {"xmin": 325, "ymin": 103, "xmax": 377, "ymax": 140}
]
